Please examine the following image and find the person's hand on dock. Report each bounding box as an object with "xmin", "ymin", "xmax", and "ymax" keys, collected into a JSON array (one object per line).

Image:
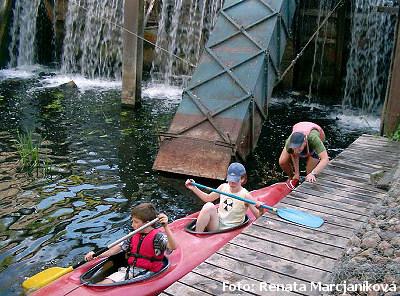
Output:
[{"xmin": 185, "ymin": 179, "xmax": 195, "ymax": 190}]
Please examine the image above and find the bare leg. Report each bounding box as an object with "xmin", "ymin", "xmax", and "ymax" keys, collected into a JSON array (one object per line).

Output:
[
  {"xmin": 279, "ymin": 148, "xmax": 293, "ymax": 178},
  {"xmin": 195, "ymin": 202, "xmax": 219, "ymax": 232},
  {"xmin": 306, "ymin": 157, "xmax": 320, "ymax": 174}
]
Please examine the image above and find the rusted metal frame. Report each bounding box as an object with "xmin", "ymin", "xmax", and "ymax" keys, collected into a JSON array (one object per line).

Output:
[
  {"xmin": 268, "ymin": 51, "xmax": 281, "ymax": 80},
  {"xmin": 184, "ymin": 49, "xmax": 266, "ymax": 92},
  {"xmin": 185, "ymin": 90, "xmax": 231, "ymax": 144},
  {"xmin": 175, "ymin": 93, "xmax": 252, "ymax": 135},
  {"xmin": 205, "ymin": 47, "xmax": 266, "ymax": 120},
  {"xmin": 157, "ymin": 132, "xmax": 236, "ymax": 149},
  {"xmin": 208, "ymin": 12, "xmax": 278, "ymax": 49}
]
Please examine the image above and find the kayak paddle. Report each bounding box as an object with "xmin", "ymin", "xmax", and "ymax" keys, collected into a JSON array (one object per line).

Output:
[
  {"xmin": 22, "ymin": 217, "xmax": 160, "ymax": 292},
  {"xmin": 191, "ymin": 182, "xmax": 324, "ymax": 228}
]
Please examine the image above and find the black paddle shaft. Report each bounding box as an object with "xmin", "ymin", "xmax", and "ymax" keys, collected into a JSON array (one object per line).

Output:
[{"xmin": 72, "ymin": 247, "xmax": 108, "ymax": 269}]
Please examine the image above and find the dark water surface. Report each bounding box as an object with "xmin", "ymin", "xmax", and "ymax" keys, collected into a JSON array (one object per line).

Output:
[{"xmin": 0, "ymin": 69, "xmax": 379, "ymax": 295}]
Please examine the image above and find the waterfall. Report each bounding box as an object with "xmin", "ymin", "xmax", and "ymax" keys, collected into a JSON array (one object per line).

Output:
[
  {"xmin": 8, "ymin": 0, "xmax": 41, "ymax": 67},
  {"xmin": 150, "ymin": 0, "xmax": 223, "ymax": 85},
  {"xmin": 343, "ymin": 0, "xmax": 397, "ymax": 114},
  {"xmin": 308, "ymin": 0, "xmax": 334, "ymax": 99},
  {"xmin": 61, "ymin": 0, "xmax": 124, "ymax": 79}
]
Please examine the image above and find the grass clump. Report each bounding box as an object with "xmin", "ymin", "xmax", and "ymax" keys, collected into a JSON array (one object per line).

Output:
[{"xmin": 391, "ymin": 123, "xmax": 400, "ymax": 141}]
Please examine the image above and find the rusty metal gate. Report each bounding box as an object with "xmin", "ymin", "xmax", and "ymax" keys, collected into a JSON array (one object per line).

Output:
[{"xmin": 153, "ymin": 0, "xmax": 297, "ymax": 180}]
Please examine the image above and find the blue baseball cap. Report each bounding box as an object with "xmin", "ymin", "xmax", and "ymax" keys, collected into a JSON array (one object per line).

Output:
[
  {"xmin": 226, "ymin": 162, "xmax": 246, "ymax": 183},
  {"xmin": 288, "ymin": 132, "xmax": 306, "ymax": 149}
]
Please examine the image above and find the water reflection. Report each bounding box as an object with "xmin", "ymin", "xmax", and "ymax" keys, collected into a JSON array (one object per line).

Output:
[{"xmin": 0, "ymin": 69, "xmax": 379, "ymax": 295}]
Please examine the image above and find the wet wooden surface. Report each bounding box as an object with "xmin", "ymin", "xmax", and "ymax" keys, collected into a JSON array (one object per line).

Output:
[{"xmin": 162, "ymin": 135, "xmax": 400, "ymax": 296}]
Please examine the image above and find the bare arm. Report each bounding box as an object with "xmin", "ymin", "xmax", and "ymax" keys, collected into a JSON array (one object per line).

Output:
[
  {"xmin": 185, "ymin": 179, "xmax": 220, "ymax": 203},
  {"xmin": 245, "ymin": 192, "xmax": 263, "ymax": 218},
  {"xmin": 158, "ymin": 213, "xmax": 177, "ymax": 251},
  {"xmin": 85, "ymin": 244, "xmax": 122, "ymax": 261},
  {"xmin": 306, "ymin": 150, "xmax": 329, "ymax": 183}
]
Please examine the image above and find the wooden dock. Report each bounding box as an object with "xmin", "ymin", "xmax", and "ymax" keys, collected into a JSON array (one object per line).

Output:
[{"xmin": 161, "ymin": 135, "xmax": 400, "ymax": 296}]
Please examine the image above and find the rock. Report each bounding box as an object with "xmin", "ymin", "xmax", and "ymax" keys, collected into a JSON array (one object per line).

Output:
[
  {"xmin": 394, "ymin": 250, "xmax": 400, "ymax": 258},
  {"xmin": 347, "ymin": 247, "xmax": 362, "ymax": 256},
  {"xmin": 59, "ymin": 80, "xmax": 77, "ymax": 90},
  {"xmin": 351, "ymin": 256, "xmax": 367, "ymax": 263},
  {"xmin": 359, "ymin": 248, "xmax": 375, "ymax": 257},
  {"xmin": 350, "ymin": 236, "xmax": 362, "ymax": 247},
  {"xmin": 361, "ymin": 233, "xmax": 381, "ymax": 249},
  {"xmin": 367, "ymin": 290, "xmax": 379, "ymax": 296},
  {"xmin": 383, "ymin": 248, "xmax": 394, "ymax": 257},
  {"xmin": 380, "ymin": 231, "xmax": 398, "ymax": 241},
  {"xmin": 390, "ymin": 237, "xmax": 400, "ymax": 247},
  {"xmin": 378, "ymin": 241, "xmax": 391, "ymax": 251}
]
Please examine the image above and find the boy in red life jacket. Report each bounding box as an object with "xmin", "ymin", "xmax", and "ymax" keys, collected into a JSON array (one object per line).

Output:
[
  {"xmin": 185, "ymin": 162, "xmax": 263, "ymax": 232},
  {"xmin": 278, "ymin": 121, "xmax": 329, "ymax": 183},
  {"xmin": 84, "ymin": 203, "xmax": 177, "ymax": 284}
]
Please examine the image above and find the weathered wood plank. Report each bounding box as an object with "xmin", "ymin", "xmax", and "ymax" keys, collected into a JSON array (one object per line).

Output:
[
  {"xmin": 261, "ymin": 214, "xmax": 356, "ymax": 238},
  {"xmin": 178, "ymin": 271, "xmax": 252, "ymax": 296},
  {"xmin": 279, "ymin": 198, "xmax": 367, "ymax": 225},
  {"xmin": 331, "ymin": 156, "xmax": 388, "ymax": 172},
  {"xmin": 243, "ymin": 224, "xmax": 344, "ymax": 259},
  {"xmin": 335, "ymin": 151, "xmax": 398, "ymax": 167},
  {"xmin": 321, "ymin": 163, "xmax": 372, "ymax": 178},
  {"xmin": 348, "ymin": 141, "xmax": 400, "ymax": 154},
  {"xmin": 322, "ymin": 167, "xmax": 370, "ymax": 183},
  {"xmin": 229, "ymin": 232, "xmax": 336, "ymax": 271},
  {"xmin": 306, "ymin": 178, "xmax": 385, "ymax": 198},
  {"xmin": 163, "ymin": 281, "xmax": 213, "ymax": 296},
  {"xmin": 287, "ymin": 190, "xmax": 370, "ymax": 217},
  {"xmin": 328, "ymin": 160, "xmax": 385, "ymax": 174},
  {"xmin": 318, "ymin": 171, "xmax": 386, "ymax": 192},
  {"xmin": 203, "ymin": 252, "xmax": 310, "ymax": 295},
  {"xmin": 293, "ymin": 186, "xmax": 373, "ymax": 210},
  {"xmin": 254, "ymin": 216, "xmax": 349, "ymax": 248},
  {"xmin": 300, "ymin": 178, "xmax": 384, "ymax": 203}
]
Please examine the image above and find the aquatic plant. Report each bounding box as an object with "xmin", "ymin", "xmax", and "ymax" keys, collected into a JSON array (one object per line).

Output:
[
  {"xmin": 15, "ymin": 130, "xmax": 50, "ymax": 177},
  {"xmin": 391, "ymin": 123, "xmax": 400, "ymax": 142}
]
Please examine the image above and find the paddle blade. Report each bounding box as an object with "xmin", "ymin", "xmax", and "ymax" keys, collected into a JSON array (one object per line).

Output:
[
  {"xmin": 277, "ymin": 208, "xmax": 324, "ymax": 228},
  {"xmin": 22, "ymin": 266, "xmax": 73, "ymax": 291}
]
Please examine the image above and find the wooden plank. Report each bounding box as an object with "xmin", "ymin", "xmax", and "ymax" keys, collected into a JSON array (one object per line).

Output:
[
  {"xmin": 328, "ymin": 160, "xmax": 385, "ymax": 174},
  {"xmin": 322, "ymin": 167, "xmax": 369, "ymax": 183},
  {"xmin": 293, "ymin": 186, "xmax": 374, "ymax": 210},
  {"xmin": 318, "ymin": 170, "xmax": 386, "ymax": 191},
  {"xmin": 203, "ymin": 252, "xmax": 310, "ymax": 295},
  {"xmin": 243, "ymin": 224, "xmax": 344, "ymax": 259},
  {"xmin": 336, "ymin": 150, "xmax": 398, "ymax": 166},
  {"xmin": 287, "ymin": 191, "xmax": 370, "ymax": 217},
  {"xmin": 261, "ymin": 214, "xmax": 356, "ymax": 238},
  {"xmin": 305, "ymin": 178, "xmax": 386, "ymax": 198},
  {"xmin": 178, "ymin": 271, "xmax": 252, "ymax": 296},
  {"xmin": 164, "ymin": 281, "xmax": 213, "ymax": 296},
  {"xmin": 331, "ymin": 156, "xmax": 387, "ymax": 171},
  {"xmin": 320, "ymin": 163, "xmax": 371, "ymax": 179},
  {"xmin": 279, "ymin": 198, "xmax": 367, "ymax": 225},
  {"xmin": 229, "ymin": 231, "xmax": 336, "ymax": 270},
  {"xmin": 254, "ymin": 216, "xmax": 349, "ymax": 248},
  {"xmin": 348, "ymin": 141, "xmax": 400, "ymax": 154}
]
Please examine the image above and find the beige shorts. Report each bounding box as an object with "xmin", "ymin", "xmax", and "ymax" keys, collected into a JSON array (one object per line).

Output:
[{"xmin": 106, "ymin": 266, "xmax": 154, "ymax": 282}]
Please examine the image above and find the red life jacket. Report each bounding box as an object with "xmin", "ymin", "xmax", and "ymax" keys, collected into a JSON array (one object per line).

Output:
[
  {"xmin": 127, "ymin": 229, "xmax": 164, "ymax": 272},
  {"xmin": 292, "ymin": 122, "xmax": 325, "ymax": 141},
  {"xmin": 291, "ymin": 122, "xmax": 325, "ymax": 158}
]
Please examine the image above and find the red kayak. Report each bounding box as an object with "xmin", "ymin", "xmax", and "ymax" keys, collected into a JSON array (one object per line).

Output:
[{"xmin": 30, "ymin": 180, "xmax": 295, "ymax": 296}]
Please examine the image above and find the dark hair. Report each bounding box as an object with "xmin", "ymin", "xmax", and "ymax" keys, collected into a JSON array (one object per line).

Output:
[{"xmin": 131, "ymin": 203, "xmax": 158, "ymax": 222}]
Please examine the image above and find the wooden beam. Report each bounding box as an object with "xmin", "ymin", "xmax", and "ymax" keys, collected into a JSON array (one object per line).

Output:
[{"xmin": 122, "ymin": 0, "xmax": 144, "ymax": 107}]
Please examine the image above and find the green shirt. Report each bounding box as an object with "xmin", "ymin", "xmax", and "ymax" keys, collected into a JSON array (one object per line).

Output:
[{"xmin": 285, "ymin": 130, "xmax": 326, "ymax": 155}]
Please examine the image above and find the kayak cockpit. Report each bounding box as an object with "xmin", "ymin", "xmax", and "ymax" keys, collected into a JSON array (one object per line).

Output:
[
  {"xmin": 80, "ymin": 252, "xmax": 169, "ymax": 286},
  {"xmin": 184, "ymin": 215, "xmax": 250, "ymax": 234}
]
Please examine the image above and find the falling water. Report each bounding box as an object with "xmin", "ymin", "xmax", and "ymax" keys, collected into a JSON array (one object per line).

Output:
[
  {"xmin": 151, "ymin": 0, "xmax": 223, "ymax": 85},
  {"xmin": 61, "ymin": 0, "xmax": 124, "ymax": 79},
  {"xmin": 343, "ymin": 0, "xmax": 397, "ymax": 114},
  {"xmin": 8, "ymin": 0, "xmax": 41, "ymax": 67},
  {"xmin": 308, "ymin": 0, "xmax": 334, "ymax": 99}
]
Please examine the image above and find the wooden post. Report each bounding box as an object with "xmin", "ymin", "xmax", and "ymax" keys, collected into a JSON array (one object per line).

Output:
[
  {"xmin": 122, "ymin": 0, "xmax": 144, "ymax": 107},
  {"xmin": 381, "ymin": 11, "xmax": 400, "ymax": 136}
]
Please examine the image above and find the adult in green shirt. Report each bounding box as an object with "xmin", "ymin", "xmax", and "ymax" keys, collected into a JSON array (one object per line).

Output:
[{"xmin": 279, "ymin": 122, "xmax": 329, "ymax": 183}]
